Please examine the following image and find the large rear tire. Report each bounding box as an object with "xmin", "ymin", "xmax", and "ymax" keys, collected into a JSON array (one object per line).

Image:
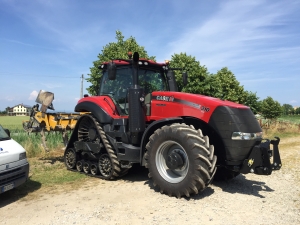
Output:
[{"xmin": 145, "ymin": 123, "xmax": 216, "ymax": 198}]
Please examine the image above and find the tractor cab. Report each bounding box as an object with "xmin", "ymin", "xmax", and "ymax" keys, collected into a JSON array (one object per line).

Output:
[{"xmin": 99, "ymin": 63, "xmax": 169, "ymax": 115}]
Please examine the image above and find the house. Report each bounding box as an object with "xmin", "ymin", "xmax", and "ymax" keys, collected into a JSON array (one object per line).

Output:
[{"xmin": 7, "ymin": 104, "xmax": 32, "ymax": 116}]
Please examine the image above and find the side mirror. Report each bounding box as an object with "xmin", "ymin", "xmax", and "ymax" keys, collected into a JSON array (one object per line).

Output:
[
  {"xmin": 182, "ymin": 72, "xmax": 188, "ymax": 86},
  {"xmin": 4, "ymin": 129, "xmax": 10, "ymax": 137},
  {"xmin": 167, "ymin": 70, "xmax": 178, "ymax": 92},
  {"xmin": 107, "ymin": 62, "xmax": 116, "ymax": 80}
]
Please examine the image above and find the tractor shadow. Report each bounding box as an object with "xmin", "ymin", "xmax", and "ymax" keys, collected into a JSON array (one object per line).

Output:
[
  {"xmin": 122, "ymin": 164, "xmax": 149, "ymax": 182},
  {"xmin": 212, "ymin": 174, "xmax": 274, "ymax": 198},
  {"xmin": 121, "ymin": 167, "xmax": 274, "ymax": 199},
  {"xmin": 122, "ymin": 164, "xmax": 216, "ymax": 199},
  {"xmin": 0, "ymin": 179, "xmax": 41, "ymax": 208}
]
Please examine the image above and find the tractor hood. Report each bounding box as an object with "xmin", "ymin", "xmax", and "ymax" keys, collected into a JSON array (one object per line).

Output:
[{"xmin": 150, "ymin": 91, "xmax": 249, "ymax": 123}]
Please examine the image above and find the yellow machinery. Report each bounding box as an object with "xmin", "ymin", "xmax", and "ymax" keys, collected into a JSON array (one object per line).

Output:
[{"xmin": 23, "ymin": 90, "xmax": 86, "ymax": 151}]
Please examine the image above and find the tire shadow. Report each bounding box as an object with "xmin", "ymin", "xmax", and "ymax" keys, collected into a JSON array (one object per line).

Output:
[
  {"xmin": 0, "ymin": 178, "xmax": 41, "ymax": 208},
  {"xmin": 212, "ymin": 174, "xmax": 274, "ymax": 198},
  {"xmin": 121, "ymin": 164, "xmax": 149, "ymax": 182}
]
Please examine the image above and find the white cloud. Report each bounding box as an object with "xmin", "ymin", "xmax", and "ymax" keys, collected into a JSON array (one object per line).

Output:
[
  {"xmin": 28, "ymin": 90, "xmax": 38, "ymax": 100},
  {"xmin": 163, "ymin": 0, "xmax": 298, "ymax": 72}
]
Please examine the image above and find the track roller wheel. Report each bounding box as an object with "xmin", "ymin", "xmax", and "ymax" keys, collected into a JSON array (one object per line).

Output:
[
  {"xmin": 76, "ymin": 160, "xmax": 83, "ymax": 172},
  {"xmin": 99, "ymin": 154, "xmax": 114, "ymax": 178},
  {"xmin": 90, "ymin": 163, "xmax": 99, "ymax": 175},
  {"xmin": 64, "ymin": 148, "xmax": 77, "ymax": 169},
  {"xmin": 145, "ymin": 123, "xmax": 217, "ymax": 198},
  {"xmin": 83, "ymin": 161, "xmax": 90, "ymax": 174}
]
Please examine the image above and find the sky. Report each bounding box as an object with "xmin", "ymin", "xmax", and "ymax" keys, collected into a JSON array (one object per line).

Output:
[{"xmin": 0, "ymin": 0, "xmax": 299, "ymax": 111}]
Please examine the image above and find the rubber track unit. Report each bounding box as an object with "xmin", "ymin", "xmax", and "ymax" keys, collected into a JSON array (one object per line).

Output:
[
  {"xmin": 145, "ymin": 123, "xmax": 217, "ymax": 198},
  {"xmin": 70, "ymin": 114, "xmax": 122, "ymax": 180}
]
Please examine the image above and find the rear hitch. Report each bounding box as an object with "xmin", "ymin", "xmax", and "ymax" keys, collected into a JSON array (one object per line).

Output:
[{"xmin": 240, "ymin": 137, "xmax": 282, "ymax": 175}]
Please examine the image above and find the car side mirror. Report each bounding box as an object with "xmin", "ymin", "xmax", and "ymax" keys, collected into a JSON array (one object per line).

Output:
[{"xmin": 107, "ymin": 62, "xmax": 116, "ymax": 80}]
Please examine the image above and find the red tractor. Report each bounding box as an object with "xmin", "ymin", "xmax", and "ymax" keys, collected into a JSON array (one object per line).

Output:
[{"xmin": 64, "ymin": 52, "xmax": 281, "ymax": 198}]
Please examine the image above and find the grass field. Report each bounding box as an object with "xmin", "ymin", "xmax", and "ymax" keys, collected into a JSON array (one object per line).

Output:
[
  {"xmin": 278, "ymin": 115, "xmax": 300, "ymax": 124},
  {"xmin": 0, "ymin": 116, "xmax": 29, "ymax": 130}
]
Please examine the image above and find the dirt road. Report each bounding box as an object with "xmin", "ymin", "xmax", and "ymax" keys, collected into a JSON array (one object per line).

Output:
[{"xmin": 1, "ymin": 137, "xmax": 299, "ymax": 225}]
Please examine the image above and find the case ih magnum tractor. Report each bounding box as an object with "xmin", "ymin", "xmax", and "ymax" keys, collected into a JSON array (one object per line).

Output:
[{"xmin": 64, "ymin": 52, "xmax": 281, "ymax": 198}]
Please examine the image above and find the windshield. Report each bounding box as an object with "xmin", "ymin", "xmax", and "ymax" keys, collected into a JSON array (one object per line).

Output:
[
  {"xmin": 99, "ymin": 67, "xmax": 168, "ymax": 115},
  {"xmin": 0, "ymin": 125, "xmax": 10, "ymax": 140}
]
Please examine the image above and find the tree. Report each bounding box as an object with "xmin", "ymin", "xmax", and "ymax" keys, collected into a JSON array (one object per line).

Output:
[
  {"xmin": 86, "ymin": 30, "xmax": 155, "ymax": 95},
  {"xmin": 208, "ymin": 67, "xmax": 246, "ymax": 103},
  {"xmin": 260, "ymin": 96, "xmax": 282, "ymax": 120},
  {"xmin": 282, "ymin": 104, "xmax": 294, "ymax": 115},
  {"xmin": 169, "ymin": 55, "xmax": 261, "ymax": 113},
  {"xmin": 243, "ymin": 91, "xmax": 261, "ymax": 115},
  {"xmin": 169, "ymin": 53, "xmax": 210, "ymax": 93}
]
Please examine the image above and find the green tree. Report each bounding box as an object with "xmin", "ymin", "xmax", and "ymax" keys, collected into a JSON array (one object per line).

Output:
[
  {"xmin": 243, "ymin": 91, "xmax": 261, "ymax": 115},
  {"xmin": 282, "ymin": 104, "xmax": 294, "ymax": 115},
  {"xmin": 209, "ymin": 67, "xmax": 246, "ymax": 103},
  {"xmin": 169, "ymin": 53, "xmax": 210, "ymax": 92},
  {"xmin": 260, "ymin": 96, "xmax": 282, "ymax": 119},
  {"xmin": 86, "ymin": 30, "xmax": 155, "ymax": 95}
]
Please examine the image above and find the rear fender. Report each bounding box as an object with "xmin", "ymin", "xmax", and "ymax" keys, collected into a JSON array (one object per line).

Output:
[
  {"xmin": 140, "ymin": 117, "xmax": 183, "ymax": 165},
  {"xmin": 75, "ymin": 101, "xmax": 113, "ymax": 124}
]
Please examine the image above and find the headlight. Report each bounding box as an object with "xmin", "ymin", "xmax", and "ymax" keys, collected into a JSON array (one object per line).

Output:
[
  {"xmin": 232, "ymin": 132, "xmax": 263, "ymax": 140},
  {"xmin": 19, "ymin": 152, "xmax": 27, "ymax": 160}
]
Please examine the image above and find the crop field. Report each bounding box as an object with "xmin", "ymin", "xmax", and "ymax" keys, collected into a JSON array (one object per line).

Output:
[
  {"xmin": 278, "ymin": 115, "xmax": 300, "ymax": 124},
  {"xmin": 0, "ymin": 115, "xmax": 29, "ymax": 130}
]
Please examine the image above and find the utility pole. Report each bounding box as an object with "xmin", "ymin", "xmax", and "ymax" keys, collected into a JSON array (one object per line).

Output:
[{"xmin": 80, "ymin": 74, "xmax": 84, "ymax": 98}]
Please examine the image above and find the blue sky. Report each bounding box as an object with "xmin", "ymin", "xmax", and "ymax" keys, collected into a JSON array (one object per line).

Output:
[{"xmin": 0, "ymin": 0, "xmax": 299, "ymax": 111}]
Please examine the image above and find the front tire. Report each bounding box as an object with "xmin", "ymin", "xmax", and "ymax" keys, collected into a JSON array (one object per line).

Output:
[{"xmin": 145, "ymin": 123, "xmax": 216, "ymax": 198}]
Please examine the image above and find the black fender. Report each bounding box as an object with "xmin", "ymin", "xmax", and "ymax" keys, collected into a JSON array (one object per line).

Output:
[
  {"xmin": 75, "ymin": 101, "xmax": 113, "ymax": 124},
  {"xmin": 140, "ymin": 117, "xmax": 183, "ymax": 165}
]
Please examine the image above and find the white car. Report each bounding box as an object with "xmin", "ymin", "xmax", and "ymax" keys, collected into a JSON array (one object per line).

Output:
[{"xmin": 0, "ymin": 124, "xmax": 29, "ymax": 194}]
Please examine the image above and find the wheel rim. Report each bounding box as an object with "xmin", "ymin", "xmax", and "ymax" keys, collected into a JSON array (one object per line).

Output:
[
  {"xmin": 65, "ymin": 149, "xmax": 76, "ymax": 169},
  {"xmin": 155, "ymin": 141, "xmax": 189, "ymax": 183},
  {"xmin": 99, "ymin": 154, "xmax": 112, "ymax": 177}
]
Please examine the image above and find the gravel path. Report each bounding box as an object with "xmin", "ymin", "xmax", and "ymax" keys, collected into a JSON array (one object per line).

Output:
[{"xmin": 1, "ymin": 138, "xmax": 299, "ymax": 225}]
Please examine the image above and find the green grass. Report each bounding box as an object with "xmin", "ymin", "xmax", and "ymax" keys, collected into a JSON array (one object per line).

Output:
[
  {"xmin": 278, "ymin": 115, "xmax": 300, "ymax": 124},
  {"xmin": 0, "ymin": 115, "xmax": 29, "ymax": 131},
  {"xmin": 28, "ymin": 156, "xmax": 87, "ymax": 186},
  {"xmin": 10, "ymin": 131, "xmax": 65, "ymax": 157}
]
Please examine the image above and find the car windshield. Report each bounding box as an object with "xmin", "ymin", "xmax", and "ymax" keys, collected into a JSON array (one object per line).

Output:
[
  {"xmin": 0, "ymin": 125, "xmax": 10, "ymax": 140},
  {"xmin": 99, "ymin": 67, "xmax": 168, "ymax": 115}
]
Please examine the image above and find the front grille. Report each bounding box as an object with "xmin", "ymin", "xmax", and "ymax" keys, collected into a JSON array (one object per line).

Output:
[{"xmin": 0, "ymin": 168, "xmax": 26, "ymax": 186}]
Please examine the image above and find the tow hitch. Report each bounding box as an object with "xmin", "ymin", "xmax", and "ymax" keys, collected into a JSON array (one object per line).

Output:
[{"xmin": 240, "ymin": 137, "xmax": 282, "ymax": 175}]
